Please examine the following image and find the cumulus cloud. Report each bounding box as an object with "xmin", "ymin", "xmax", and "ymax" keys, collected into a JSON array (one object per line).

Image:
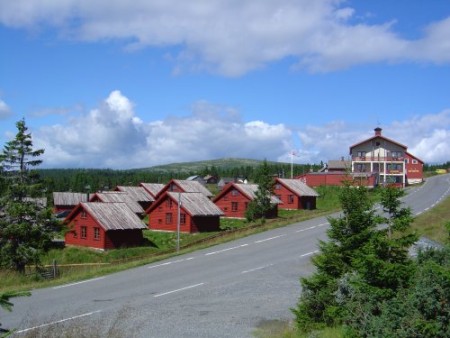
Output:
[
  {"xmin": 0, "ymin": 98, "xmax": 12, "ymax": 119},
  {"xmin": 0, "ymin": 0, "xmax": 449, "ymax": 75},
  {"xmin": 27, "ymin": 91, "xmax": 450, "ymax": 168},
  {"xmin": 292, "ymin": 110, "xmax": 450, "ymax": 165},
  {"xmin": 34, "ymin": 91, "xmax": 293, "ymax": 168}
]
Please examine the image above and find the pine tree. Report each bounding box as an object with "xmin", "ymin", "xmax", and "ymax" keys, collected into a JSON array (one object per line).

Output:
[{"xmin": 0, "ymin": 119, "xmax": 54, "ymax": 273}]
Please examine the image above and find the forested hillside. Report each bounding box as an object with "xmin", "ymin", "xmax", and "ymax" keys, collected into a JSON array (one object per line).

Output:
[{"xmin": 38, "ymin": 158, "xmax": 321, "ymax": 193}]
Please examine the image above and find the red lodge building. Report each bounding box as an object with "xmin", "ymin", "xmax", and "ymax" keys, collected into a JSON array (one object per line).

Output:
[{"xmin": 65, "ymin": 202, "xmax": 146, "ymax": 250}]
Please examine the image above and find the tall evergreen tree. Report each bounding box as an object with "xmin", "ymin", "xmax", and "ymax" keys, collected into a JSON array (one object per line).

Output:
[
  {"xmin": 293, "ymin": 183, "xmax": 379, "ymax": 330},
  {"xmin": 0, "ymin": 119, "xmax": 53, "ymax": 273},
  {"xmin": 293, "ymin": 184, "xmax": 417, "ymax": 332},
  {"xmin": 245, "ymin": 159, "xmax": 275, "ymax": 222}
]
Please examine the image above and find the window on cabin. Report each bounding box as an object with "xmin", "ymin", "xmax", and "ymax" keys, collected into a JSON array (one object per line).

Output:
[
  {"xmin": 81, "ymin": 226, "xmax": 87, "ymax": 239},
  {"xmin": 275, "ymin": 183, "xmax": 281, "ymax": 190},
  {"xmin": 231, "ymin": 189, "xmax": 238, "ymax": 196},
  {"xmin": 81, "ymin": 210, "xmax": 87, "ymax": 218},
  {"xmin": 357, "ymin": 151, "xmax": 366, "ymax": 158},
  {"xmin": 288, "ymin": 195, "xmax": 294, "ymax": 204},
  {"xmin": 165, "ymin": 213, "xmax": 172, "ymax": 224},
  {"xmin": 231, "ymin": 202, "xmax": 238, "ymax": 212},
  {"xmin": 94, "ymin": 227, "xmax": 100, "ymax": 241},
  {"xmin": 180, "ymin": 213, "xmax": 186, "ymax": 224},
  {"xmin": 412, "ymin": 159, "xmax": 418, "ymax": 164}
]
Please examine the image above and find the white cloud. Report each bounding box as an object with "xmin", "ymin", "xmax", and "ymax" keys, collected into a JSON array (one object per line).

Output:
[
  {"xmin": 34, "ymin": 91, "xmax": 293, "ymax": 168},
  {"xmin": 26, "ymin": 92, "xmax": 450, "ymax": 168},
  {"xmin": 293, "ymin": 110, "xmax": 450, "ymax": 165},
  {"xmin": 0, "ymin": 99, "xmax": 12, "ymax": 119},
  {"xmin": 1, "ymin": 0, "xmax": 450, "ymax": 76}
]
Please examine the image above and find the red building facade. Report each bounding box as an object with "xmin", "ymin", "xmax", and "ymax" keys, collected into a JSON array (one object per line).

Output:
[
  {"xmin": 213, "ymin": 183, "xmax": 279, "ymax": 219},
  {"xmin": 65, "ymin": 202, "xmax": 145, "ymax": 250},
  {"xmin": 146, "ymin": 192, "xmax": 223, "ymax": 233},
  {"xmin": 273, "ymin": 178, "xmax": 318, "ymax": 210}
]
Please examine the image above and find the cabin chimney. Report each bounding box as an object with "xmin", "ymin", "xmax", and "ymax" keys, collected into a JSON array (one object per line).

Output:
[{"xmin": 374, "ymin": 127, "xmax": 382, "ymax": 136}]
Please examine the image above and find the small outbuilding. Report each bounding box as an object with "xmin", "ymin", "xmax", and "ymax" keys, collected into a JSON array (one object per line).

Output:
[
  {"xmin": 53, "ymin": 192, "xmax": 88, "ymax": 217},
  {"xmin": 213, "ymin": 183, "xmax": 281, "ymax": 219},
  {"xmin": 64, "ymin": 202, "xmax": 146, "ymax": 250},
  {"xmin": 273, "ymin": 178, "xmax": 319, "ymax": 210},
  {"xmin": 146, "ymin": 192, "xmax": 223, "ymax": 233}
]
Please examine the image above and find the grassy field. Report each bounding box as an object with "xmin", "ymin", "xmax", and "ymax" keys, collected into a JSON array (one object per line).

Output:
[{"xmin": 0, "ymin": 186, "xmax": 343, "ymax": 293}]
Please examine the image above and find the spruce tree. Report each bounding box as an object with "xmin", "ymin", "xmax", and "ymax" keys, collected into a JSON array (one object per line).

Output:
[
  {"xmin": 293, "ymin": 183, "xmax": 378, "ymax": 330},
  {"xmin": 245, "ymin": 159, "xmax": 274, "ymax": 222},
  {"xmin": 0, "ymin": 119, "xmax": 53, "ymax": 273}
]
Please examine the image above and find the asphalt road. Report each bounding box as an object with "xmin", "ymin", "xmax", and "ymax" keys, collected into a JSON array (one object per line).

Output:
[{"xmin": 2, "ymin": 174, "xmax": 450, "ymax": 337}]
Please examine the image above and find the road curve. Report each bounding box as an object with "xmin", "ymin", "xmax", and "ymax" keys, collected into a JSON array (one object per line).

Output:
[{"xmin": 2, "ymin": 174, "xmax": 450, "ymax": 337}]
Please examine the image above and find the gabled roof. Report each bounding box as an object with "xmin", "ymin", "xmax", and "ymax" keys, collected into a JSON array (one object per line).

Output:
[
  {"xmin": 66, "ymin": 202, "xmax": 146, "ymax": 231},
  {"xmin": 214, "ymin": 183, "xmax": 281, "ymax": 204},
  {"xmin": 147, "ymin": 192, "xmax": 223, "ymax": 216},
  {"xmin": 53, "ymin": 192, "xmax": 88, "ymax": 206},
  {"xmin": 326, "ymin": 160, "xmax": 351, "ymax": 171},
  {"xmin": 140, "ymin": 183, "xmax": 165, "ymax": 198},
  {"xmin": 276, "ymin": 178, "xmax": 319, "ymax": 197},
  {"xmin": 90, "ymin": 192, "xmax": 144, "ymax": 214},
  {"xmin": 349, "ymin": 128, "xmax": 407, "ymax": 153},
  {"xmin": 405, "ymin": 151, "xmax": 424, "ymax": 164},
  {"xmin": 115, "ymin": 186, "xmax": 154, "ymax": 202},
  {"xmin": 158, "ymin": 179, "xmax": 213, "ymax": 198}
]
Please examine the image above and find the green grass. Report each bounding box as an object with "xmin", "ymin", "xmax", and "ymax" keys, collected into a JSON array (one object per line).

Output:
[{"xmin": 410, "ymin": 194, "xmax": 450, "ymax": 245}]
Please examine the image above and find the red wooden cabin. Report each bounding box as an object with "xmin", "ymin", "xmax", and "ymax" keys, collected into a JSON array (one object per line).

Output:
[
  {"xmin": 213, "ymin": 183, "xmax": 280, "ymax": 219},
  {"xmin": 89, "ymin": 191, "xmax": 146, "ymax": 218},
  {"xmin": 273, "ymin": 178, "xmax": 319, "ymax": 210},
  {"xmin": 53, "ymin": 192, "xmax": 88, "ymax": 217},
  {"xmin": 114, "ymin": 186, "xmax": 154, "ymax": 211},
  {"xmin": 65, "ymin": 202, "xmax": 146, "ymax": 250},
  {"xmin": 146, "ymin": 192, "xmax": 223, "ymax": 233}
]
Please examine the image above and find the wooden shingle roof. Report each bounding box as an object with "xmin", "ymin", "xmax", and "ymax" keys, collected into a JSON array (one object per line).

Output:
[
  {"xmin": 233, "ymin": 183, "xmax": 282, "ymax": 204},
  {"xmin": 115, "ymin": 186, "xmax": 154, "ymax": 202},
  {"xmin": 53, "ymin": 192, "xmax": 88, "ymax": 206},
  {"xmin": 172, "ymin": 180, "xmax": 213, "ymax": 197},
  {"xmin": 74, "ymin": 202, "xmax": 146, "ymax": 231},
  {"xmin": 90, "ymin": 192, "xmax": 144, "ymax": 214},
  {"xmin": 140, "ymin": 183, "xmax": 165, "ymax": 197},
  {"xmin": 276, "ymin": 178, "xmax": 319, "ymax": 197},
  {"xmin": 167, "ymin": 192, "xmax": 223, "ymax": 216}
]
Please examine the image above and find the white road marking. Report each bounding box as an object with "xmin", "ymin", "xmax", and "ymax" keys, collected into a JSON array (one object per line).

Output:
[
  {"xmin": 154, "ymin": 283, "xmax": 205, "ymax": 298},
  {"xmin": 241, "ymin": 264, "xmax": 274, "ymax": 274},
  {"xmin": 52, "ymin": 277, "xmax": 106, "ymax": 289},
  {"xmin": 147, "ymin": 257, "xmax": 195, "ymax": 270},
  {"xmin": 205, "ymin": 244, "xmax": 248, "ymax": 256},
  {"xmin": 300, "ymin": 250, "xmax": 319, "ymax": 257},
  {"xmin": 15, "ymin": 310, "xmax": 102, "ymax": 333},
  {"xmin": 296, "ymin": 225, "xmax": 316, "ymax": 233},
  {"xmin": 317, "ymin": 222, "xmax": 329, "ymax": 227},
  {"xmin": 254, "ymin": 235, "xmax": 285, "ymax": 243}
]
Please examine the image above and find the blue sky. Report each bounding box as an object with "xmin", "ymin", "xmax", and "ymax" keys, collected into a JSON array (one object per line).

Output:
[{"xmin": 1, "ymin": 0, "xmax": 450, "ymax": 169}]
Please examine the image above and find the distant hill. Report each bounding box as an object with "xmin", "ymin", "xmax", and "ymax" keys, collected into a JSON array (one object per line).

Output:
[{"xmin": 136, "ymin": 158, "xmax": 285, "ymax": 173}]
